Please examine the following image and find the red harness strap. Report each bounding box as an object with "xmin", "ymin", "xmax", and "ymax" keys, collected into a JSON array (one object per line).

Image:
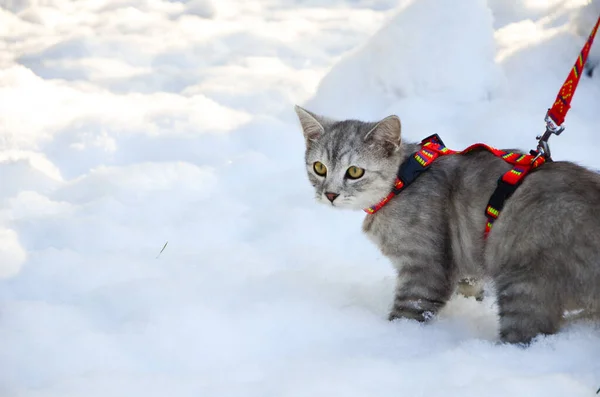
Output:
[{"xmin": 364, "ymin": 134, "xmax": 546, "ymax": 238}]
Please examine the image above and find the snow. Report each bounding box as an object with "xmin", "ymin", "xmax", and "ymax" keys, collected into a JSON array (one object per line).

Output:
[
  {"xmin": 1, "ymin": 0, "xmax": 600, "ymax": 396},
  {"xmin": 306, "ymin": 0, "xmax": 503, "ymax": 120}
]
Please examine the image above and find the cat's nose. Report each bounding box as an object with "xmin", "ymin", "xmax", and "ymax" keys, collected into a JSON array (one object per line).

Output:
[{"xmin": 325, "ymin": 192, "xmax": 339, "ymax": 203}]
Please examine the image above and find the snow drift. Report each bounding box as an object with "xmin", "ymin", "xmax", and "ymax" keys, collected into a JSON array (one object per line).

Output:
[{"xmin": 306, "ymin": 0, "xmax": 503, "ymax": 120}]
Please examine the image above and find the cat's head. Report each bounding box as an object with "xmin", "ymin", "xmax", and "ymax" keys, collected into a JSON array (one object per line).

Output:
[{"xmin": 294, "ymin": 105, "xmax": 403, "ymax": 210}]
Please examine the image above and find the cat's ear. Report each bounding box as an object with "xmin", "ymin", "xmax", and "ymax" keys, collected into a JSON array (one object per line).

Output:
[
  {"xmin": 294, "ymin": 105, "xmax": 325, "ymax": 144},
  {"xmin": 364, "ymin": 115, "xmax": 401, "ymax": 151}
]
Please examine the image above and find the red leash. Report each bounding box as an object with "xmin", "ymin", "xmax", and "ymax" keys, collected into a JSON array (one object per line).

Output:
[{"xmin": 538, "ymin": 15, "xmax": 600, "ymax": 159}]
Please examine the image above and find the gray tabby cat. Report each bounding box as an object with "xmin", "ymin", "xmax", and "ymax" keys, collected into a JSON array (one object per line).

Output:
[{"xmin": 294, "ymin": 105, "xmax": 600, "ymax": 345}]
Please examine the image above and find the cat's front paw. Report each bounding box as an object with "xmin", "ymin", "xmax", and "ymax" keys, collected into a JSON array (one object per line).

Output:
[{"xmin": 388, "ymin": 304, "xmax": 436, "ymax": 323}]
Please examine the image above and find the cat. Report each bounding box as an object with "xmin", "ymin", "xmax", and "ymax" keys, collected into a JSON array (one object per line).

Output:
[{"xmin": 294, "ymin": 105, "xmax": 600, "ymax": 345}]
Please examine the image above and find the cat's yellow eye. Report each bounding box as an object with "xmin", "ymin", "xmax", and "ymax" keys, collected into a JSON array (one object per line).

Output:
[
  {"xmin": 346, "ymin": 166, "xmax": 365, "ymax": 179},
  {"xmin": 313, "ymin": 161, "xmax": 327, "ymax": 176}
]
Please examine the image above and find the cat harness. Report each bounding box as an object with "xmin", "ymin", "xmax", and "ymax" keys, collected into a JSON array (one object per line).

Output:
[{"xmin": 363, "ymin": 135, "xmax": 546, "ymax": 238}]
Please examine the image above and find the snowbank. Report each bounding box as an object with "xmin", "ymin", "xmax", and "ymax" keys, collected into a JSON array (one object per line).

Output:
[{"xmin": 306, "ymin": 0, "xmax": 503, "ymax": 120}]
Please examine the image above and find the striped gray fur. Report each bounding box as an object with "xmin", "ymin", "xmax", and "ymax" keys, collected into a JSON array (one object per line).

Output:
[{"xmin": 294, "ymin": 105, "xmax": 600, "ymax": 345}]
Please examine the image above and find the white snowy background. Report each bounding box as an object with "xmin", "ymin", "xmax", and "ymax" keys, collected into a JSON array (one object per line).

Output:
[{"xmin": 1, "ymin": 0, "xmax": 600, "ymax": 395}]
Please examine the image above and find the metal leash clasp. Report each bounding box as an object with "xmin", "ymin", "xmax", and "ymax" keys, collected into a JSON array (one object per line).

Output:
[{"xmin": 533, "ymin": 110, "xmax": 565, "ymax": 162}]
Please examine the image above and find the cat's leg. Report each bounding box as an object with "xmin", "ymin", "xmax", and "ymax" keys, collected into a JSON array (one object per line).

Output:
[
  {"xmin": 495, "ymin": 274, "xmax": 564, "ymax": 345},
  {"xmin": 389, "ymin": 258, "xmax": 454, "ymax": 322}
]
